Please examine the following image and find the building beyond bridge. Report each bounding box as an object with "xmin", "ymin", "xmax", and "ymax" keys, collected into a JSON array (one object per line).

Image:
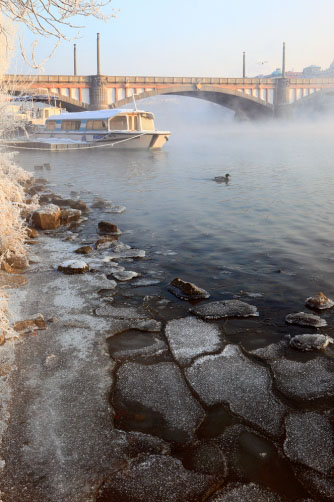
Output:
[{"xmin": 5, "ymin": 73, "xmax": 334, "ymax": 120}]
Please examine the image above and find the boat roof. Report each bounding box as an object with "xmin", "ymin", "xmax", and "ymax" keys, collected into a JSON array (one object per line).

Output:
[{"xmin": 47, "ymin": 109, "xmax": 151, "ymax": 121}]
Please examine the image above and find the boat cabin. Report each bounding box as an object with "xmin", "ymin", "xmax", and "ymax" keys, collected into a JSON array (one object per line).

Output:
[{"xmin": 46, "ymin": 109, "xmax": 156, "ymax": 133}]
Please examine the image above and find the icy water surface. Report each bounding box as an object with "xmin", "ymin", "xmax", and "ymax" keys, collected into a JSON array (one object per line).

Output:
[{"xmin": 17, "ymin": 97, "xmax": 334, "ymax": 324}]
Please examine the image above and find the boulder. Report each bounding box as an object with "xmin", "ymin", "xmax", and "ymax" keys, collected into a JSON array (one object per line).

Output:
[
  {"xmin": 74, "ymin": 246, "xmax": 93, "ymax": 255},
  {"xmin": 71, "ymin": 200, "xmax": 89, "ymax": 212},
  {"xmin": 58, "ymin": 260, "xmax": 89, "ymax": 275},
  {"xmin": 98, "ymin": 221, "xmax": 119, "ymax": 234},
  {"xmin": 95, "ymin": 235, "xmax": 118, "ymax": 249},
  {"xmin": 289, "ymin": 334, "xmax": 332, "ymax": 351},
  {"xmin": 285, "ymin": 312, "xmax": 327, "ymax": 328},
  {"xmin": 305, "ymin": 292, "xmax": 334, "ymax": 310},
  {"xmin": 208, "ymin": 483, "xmax": 282, "ymax": 502},
  {"xmin": 32, "ymin": 204, "xmax": 61, "ymax": 230},
  {"xmin": 60, "ymin": 208, "xmax": 82, "ymax": 225},
  {"xmin": 191, "ymin": 300, "xmax": 259, "ymax": 319},
  {"xmin": 168, "ymin": 278, "xmax": 210, "ymax": 300}
]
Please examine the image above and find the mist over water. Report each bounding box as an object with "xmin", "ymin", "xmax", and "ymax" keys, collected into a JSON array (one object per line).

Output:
[{"xmin": 17, "ymin": 96, "xmax": 334, "ymax": 321}]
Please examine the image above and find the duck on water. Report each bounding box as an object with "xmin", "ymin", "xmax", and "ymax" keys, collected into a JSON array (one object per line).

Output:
[{"xmin": 214, "ymin": 174, "xmax": 230, "ymax": 183}]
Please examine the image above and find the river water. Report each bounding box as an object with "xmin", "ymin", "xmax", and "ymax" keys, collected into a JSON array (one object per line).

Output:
[{"xmin": 17, "ymin": 96, "xmax": 334, "ymax": 324}]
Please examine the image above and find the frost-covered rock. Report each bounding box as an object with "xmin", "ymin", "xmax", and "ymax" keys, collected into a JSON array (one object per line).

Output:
[
  {"xmin": 285, "ymin": 312, "xmax": 327, "ymax": 328},
  {"xmin": 165, "ymin": 317, "xmax": 222, "ymax": 366},
  {"xmin": 271, "ymin": 357, "xmax": 334, "ymax": 401},
  {"xmin": 74, "ymin": 245, "xmax": 93, "ymax": 255},
  {"xmin": 58, "ymin": 260, "xmax": 89, "ymax": 275},
  {"xmin": 115, "ymin": 362, "xmax": 205, "ymax": 441},
  {"xmin": 289, "ymin": 334, "xmax": 333, "ymax": 351},
  {"xmin": 32, "ymin": 204, "xmax": 60, "ymax": 230},
  {"xmin": 96, "ymin": 454, "xmax": 213, "ymax": 502},
  {"xmin": 185, "ymin": 345, "xmax": 285, "ymax": 436},
  {"xmin": 113, "ymin": 271, "xmax": 139, "ymax": 281},
  {"xmin": 60, "ymin": 208, "xmax": 81, "ymax": 225},
  {"xmin": 305, "ymin": 292, "xmax": 334, "ymax": 310},
  {"xmin": 168, "ymin": 278, "xmax": 210, "ymax": 301},
  {"xmin": 208, "ymin": 483, "xmax": 282, "ymax": 502},
  {"xmin": 284, "ymin": 412, "xmax": 334, "ymax": 474},
  {"xmin": 191, "ymin": 300, "xmax": 259, "ymax": 320}
]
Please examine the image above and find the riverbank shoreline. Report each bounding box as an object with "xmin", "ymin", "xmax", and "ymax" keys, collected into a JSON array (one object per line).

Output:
[{"xmin": 0, "ymin": 174, "xmax": 334, "ymax": 502}]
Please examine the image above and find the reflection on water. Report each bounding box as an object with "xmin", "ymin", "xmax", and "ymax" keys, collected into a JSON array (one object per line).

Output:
[{"xmin": 17, "ymin": 97, "xmax": 334, "ymax": 324}]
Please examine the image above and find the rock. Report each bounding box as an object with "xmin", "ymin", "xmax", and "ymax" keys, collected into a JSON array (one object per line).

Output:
[
  {"xmin": 43, "ymin": 163, "xmax": 51, "ymax": 170},
  {"xmin": 71, "ymin": 200, "xmax": 89, "ymax": 212},
  {"xmin": 292, "ymin": 464, "xmax": 334, "ymax": 502},
  {"xmin": 32, "ymin": 204, "xmax": 61, "ymax": 230},
  {"xmin": 91, "ymin": 197, "xmax": 112, "ymax": 209},
  {"xmin": 50, "ymin": 197, "xmax": 76, "ymax": 208},
  {"xmin": 271, "ymin": 357, "xmax": 334, "ymax": 401},
  {"xmin": 208, "ymin": 483, "xmax": 282, "ymax": 502},
  {"xmin": 1, "ymin": 261, "xmax": 19, "ymax": 274},
  {"xmin": 113, "ymin": 271, "xmax": 139, "ymax": 281},
  {"xmin": 191, "ymin": 300, "xmax": 259, "ymax": 320},
  {"xmin": 60, "ymin": 208, "xmax": 82, "ymax": 225},
  {"xmin": 74, "ymin": 246, "xmax": 93, "ymax": 255},
  {"xmin": 95, "ymin": 235, "xmax": 118, "ymax": 249},
  {"xmin": 285, "ymin": 312, "xmax": 327, "ymax": 328},
  {"xmin": 26, "ymin": 227, "xmax": 38, "ymax": 239},
  {"xmin": 96, "ymin": 454, "xmax": 213, "ymax": 502},
  {"xmin": 34, "ymin": 165, "xmax": 44, "ymax": 171},
  {"xmin": 168, "ymin": 278, "xmax": 210, "ymax": 300},
  {"xmin": 165, "ymin": 317, "xmax": 222, "ymax": 366},
  {"xmin": 0, "ymin": 332, "xmax": 6, "ymax": 345},
  {"xmin": 13, "ymin": 313, "xmax": 46, "ymax": 333},
  {"xmin": 98, "ymin": 221, "xmax": 119, "ymax": 234},
  {"xmin": 183, "ymin": 441, "xmax": 227, "ymax": 476},
  {"xmin": 185, "ymin": 345, "xmax": 286, "ymax": 436},
  {"xmin": 115, "ymin": 362, "xmax": 205, "ymax": 441},
  {"xmin": 305, "ymin": 292, "xmax": 334, "ymax": 310},
  {"xmin": 289, "ymin": 334, "xmax": 333, "ymax": 351},
  {"xmin": 58, "ymin": 260, "xmax": 89, "ymax": 275},
  {"xmin": 284, "ymin": 412, "xmax": 334, "ymax": 474}
]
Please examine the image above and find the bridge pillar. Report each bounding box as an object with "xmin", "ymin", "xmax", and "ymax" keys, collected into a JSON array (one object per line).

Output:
[
  {"xmin": 89, "ymin": 75, "xmax": 108, "ymax": 110},
  {"xmin": 274, "ymin": 78, "xmax": 291, "ymax": 117}
]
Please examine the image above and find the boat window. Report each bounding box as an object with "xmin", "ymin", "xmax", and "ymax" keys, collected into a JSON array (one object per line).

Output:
[
  {"xmin": 61, "ymin": 120, "xmax": 81, "ymax": 130},
  {"xmin": 86, "ymin": 120, "xmax": 109, "ymax": 130},
  {"xmin": 46, "ymin": 120, "xmax": 57, "ymax": 130},
  {"xmin": 141, "ymin": 113, "xmax": 154, "ymax": 131},
  {"xmin": 128, "ymin": 114, "xmax": 139, "ymax": 131},
  {"xmin": 108, "ymin": 115, "xmax": 128, "ymax": 131}
]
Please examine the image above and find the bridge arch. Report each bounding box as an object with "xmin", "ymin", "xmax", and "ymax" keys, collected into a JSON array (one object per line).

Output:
[
  {"xmin": 12, "ymin": 89, "xmax": 88, "ymax": 112},
  {"xmin": 110, "ymin": 85, "xmax": 274, "ymax": 119}
]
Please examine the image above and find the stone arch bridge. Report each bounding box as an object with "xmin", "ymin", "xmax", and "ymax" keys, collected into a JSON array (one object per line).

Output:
[{"xmin": 6, "ymin": 74, "xmax": 334, "ymax": 119}]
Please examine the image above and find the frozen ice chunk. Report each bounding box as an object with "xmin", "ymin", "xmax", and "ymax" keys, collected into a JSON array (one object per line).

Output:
[
  {"xmin": 97, "ymin": 454, "xmax": 213, "ymax": 502},
  {"xmin": 284, "ymin": 412, "xmax": 334, "ymax": 474},
  {"xmin": 115, "ymin": 362, "xmax": 205, "ymax": 441},
  {"xmin": 208, "ymin": 482, "xmax": 282, "ymax": 502},
  {"xmin": 191, "ymin": 300, "xmax": 258, "ymax": 319},
  {"xmin": 285, "ymin": 312, "xmax": 327, "ymax": 328},
  {"xmin": 165, "ymin": 317, "xmax": 222, "ymax": 366},
  {"xmin": 113, "ymin": 271, "xmax": 139, "ymax": 281},
  {"xmin": 95, "ymin": 305, "xmax": 148, "ymax": 319},
  {"xmin": 271, "ymin": 357, "xmax": 334, "ymax": 401},
  {"xmin": 185, "ymin": 345, "xmax": 285, "ymax": 436}
]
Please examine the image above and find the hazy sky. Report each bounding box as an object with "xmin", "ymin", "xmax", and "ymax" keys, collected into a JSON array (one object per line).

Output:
[{"xmin": 12, "ymin": 0, "xmax": 334, "ymax": 77}]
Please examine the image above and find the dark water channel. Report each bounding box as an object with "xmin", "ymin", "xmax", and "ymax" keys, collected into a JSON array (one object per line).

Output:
[{"xmin": 16, "ymin": 97, "xmax": 334, "ymax": 500}]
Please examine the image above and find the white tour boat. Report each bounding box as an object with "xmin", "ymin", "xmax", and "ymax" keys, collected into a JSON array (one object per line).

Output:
[{"xmin": 27, "ymin": 108, "xmax": 171, "ymax": 150}]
